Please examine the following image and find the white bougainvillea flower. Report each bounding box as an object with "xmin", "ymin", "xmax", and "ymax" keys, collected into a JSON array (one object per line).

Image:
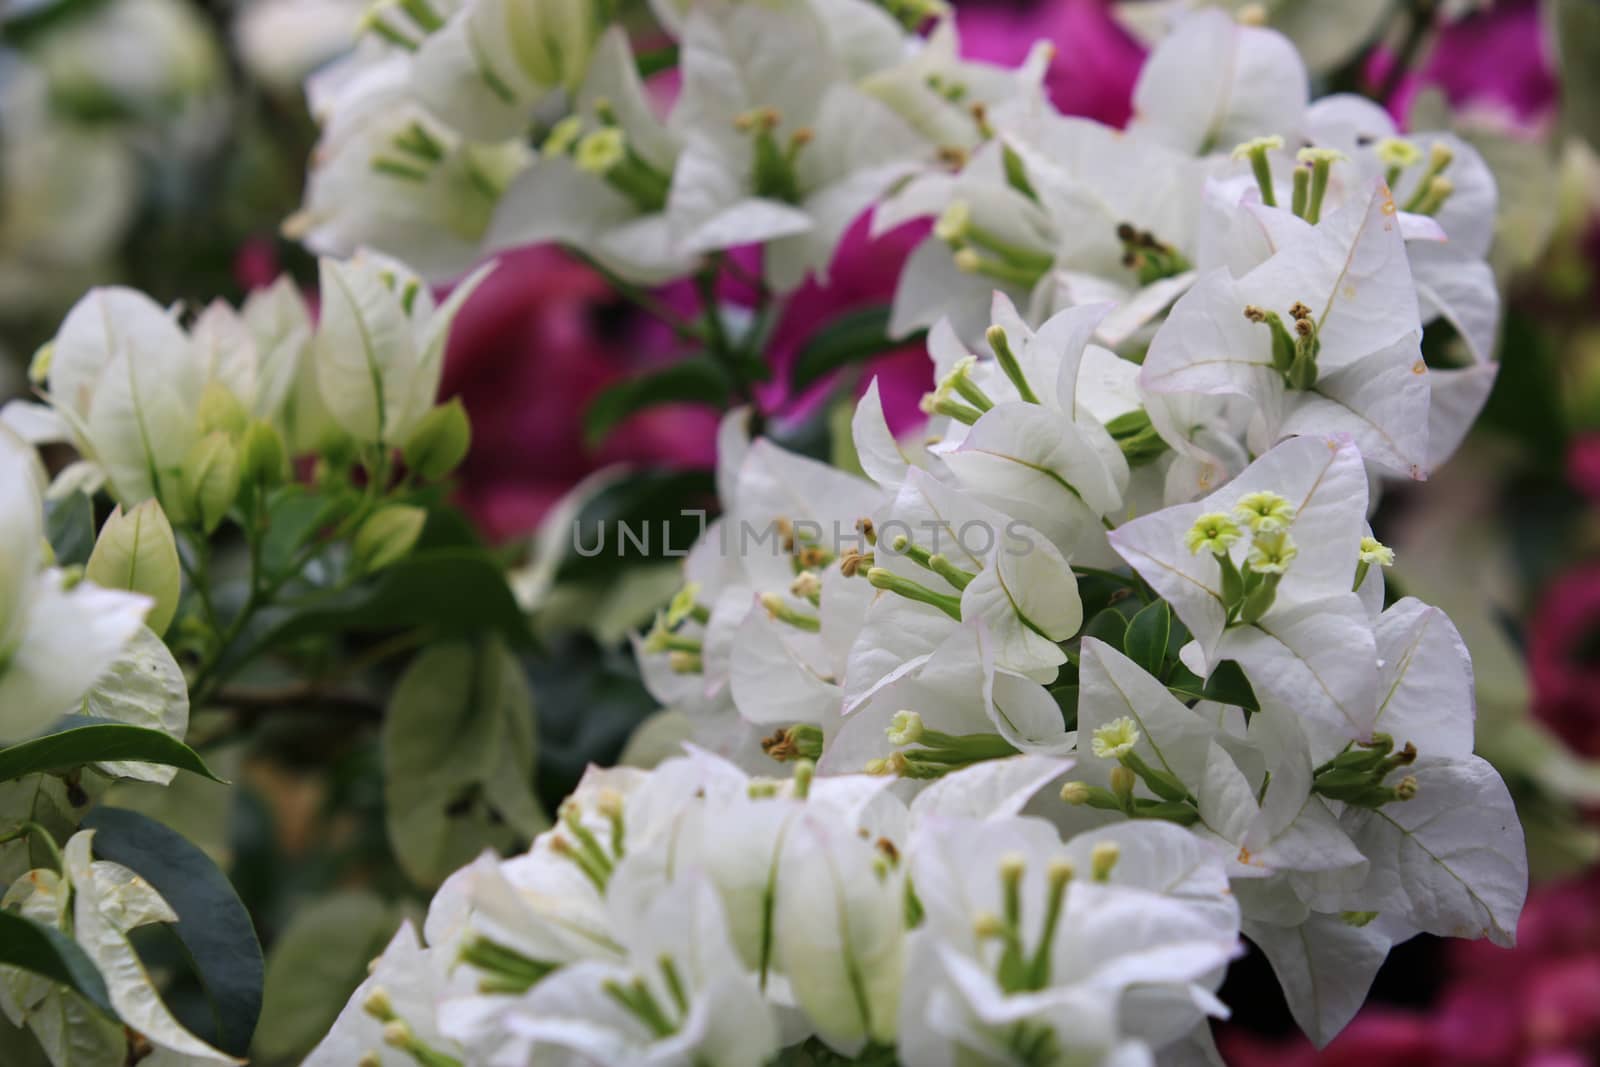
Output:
[
  {"xmin": 1108, "ymin": 436, "xmax": 1383, "ymax": 749},
  {"xmin": 409, "ymin": 0, "xmax": 603, "ymax": 142},
  {"xmin": 998, "ymin": 111, "xmax": 1206, "ymax": 349},
  {"xmin": 878, "ymin": 143, "xmax": 1058, "ymax": 343},
  {"xmin": 312, "ymin": 252, "xmax": 495, "ymax": 448},
  {"xmin": 42, "ymin": 287, "xmax": 202, "ymax": 507},
  {"xmin": 666, "ymin": 0, "xmax": 929, "ymax": 292},
  {"xmin": 1074, "ymin": 638, "xmax": 1218, "ymax": 800},
  {"xmin": 1243, "ymin": 911, "xmax": 1406, "ymax": 1048},
  {"xmin": 900, "ymin": 814, "xmax": 1238, "ymax": 1066},
  {"xmin": 489, "ymin": 27, "xmax": 697, "ymax": 285},
  {"xmin": 1127, "ymin": 8, "xmax": 1308, "ymax": 157},
  {"xmin": 1297, "ymin": 94, "xmax": 1501, "ymax": 365},
  {"xmin": 490, "ymin": 870, "xmax": 782, "ymax": 1067},
  {"xmin": 775, "ymin": 803, "xmax": 906, "ymax": 1054},
  {"xmin": 861, "ymin": 16, "xmax": 1053, "ymax": 151},
  {"xmin": 239, "ymin": 273, "xmax": 319, "ymax": 444},
  {"xmin": 824, "ymin": 620, "xmax": 1074, "ymax": 775},
  {"xmin": 861, "ymin": 466, "xmax": 1081, "ymax": 680},
  {"xmin": 1142, "ymin": 181, "xmax": 1431, "ymax": 478},
  {"xmin": 290, "ymin": 49, "xmax": 530, "ymax": 281},
  {"xmin": 1194, "ymin": 736, "xmax": 1366, "ymax": 890},
  {"xmin": 305, "ymin": 920, "xmax": 467, "ymax": 1067},
  {"xmin": 0, "ymin": 434, "xmax": 150, "ymax": 743},
  {"xmin": 1339, "ymin": 754, "xmax": 1527, "ymax": 948}
]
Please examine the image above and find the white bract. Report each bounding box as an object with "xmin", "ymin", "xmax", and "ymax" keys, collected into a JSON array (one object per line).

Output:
[
  {"xmin": 312, "ymin": 253, "xmax": 495, "ymax": 448},
  {"xmin": 315, "ymin": 753, "xmax": 1242, "ymax": 1064},
  {"xmin": 0, "ymin": 432, "xmax": 149, "ymax": 743}
]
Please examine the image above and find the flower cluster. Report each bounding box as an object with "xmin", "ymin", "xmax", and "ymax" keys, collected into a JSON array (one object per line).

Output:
[
  {"xmin": 307, "ymin": 750, "xmax": 1242, "ymax": 1066},
  {"xmin": 0, "ymin": 2, "xmax": 1537, "ymax": 1065}
]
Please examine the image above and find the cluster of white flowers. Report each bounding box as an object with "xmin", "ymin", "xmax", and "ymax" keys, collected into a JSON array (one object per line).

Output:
[
  {"xmin": 1, "ymin": 0, "xmax": 1529, "ymax": 1062},
  {"xmin": 291, "ymin": 0, "xmax": 1045, "ymax": 282},
  {"xmin": 308, "ymin": 750, "xmax": 1242, "ymax": 1066},
  {"xmin": 299, "ymin": 4, "xmax": 1527, "ymax": 1063}
]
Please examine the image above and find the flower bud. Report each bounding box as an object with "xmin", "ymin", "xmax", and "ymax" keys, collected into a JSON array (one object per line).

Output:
[
  {"xmin": 28, "ymin": 342, "xmax": 52, "ymax": 386},
  {"xmin": 86, "ymin": 500, "xmax": 181, "ymax": 637},
  {"xmin": 353, "ymin": 505, "xmax": 427, "ymax": 574},
  {"xmin": 402, "ymin": 398, "xmax": 472, "ymax": 481},
  {"xmin": 240, "ymin": 419, "xmax": 289, "ymax": 487},
  {"xmin": 197, "ymin": 380, "xmax": 249, "ymax": 438},
  {"xmin": 180, "ymin": 433, "xmax": 242, "ymax": 534},
  {"xmin": 1090, "ymin": 841, "xmax": 1121, "ymax": 883}
]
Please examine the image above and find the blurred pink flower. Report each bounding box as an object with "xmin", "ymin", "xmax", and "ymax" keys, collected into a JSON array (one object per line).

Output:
[
  {"xmin": 1529, "ymin": 565, "xmax": 1600, "ymax": 759},
  {"xmin": 440, "ymin": 247, "xmax": 718, "ymax": 541},
  {"xmin": 1569, "ymin": 435, "xmax": 1600, "ymax": 501},
  {"xmin": 1369, "ymin": 0, "xmax": 1557, "ymax": 133},
  {"xmin": 956, "ymin": 0, "xmax": 1144, "ymax": 127},
  {"xmin": 233, "ymin": 236, "xmax": 283, "ymax": 293},
  {"xmin": 754, "ymin": 214, "xmax": 934, "ymax": 435},
  {"xmin": 1221, "ymin": 1010, "xmax": 1442, "ymax": 1067}
]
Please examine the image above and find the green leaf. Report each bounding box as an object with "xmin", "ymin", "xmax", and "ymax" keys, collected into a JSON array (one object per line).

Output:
[
  {"xmin": 44, "ymin": 492, "xmax": 95, "ymax": 567},
  {"xmin": 1167, "ymin": 660, "xmax": 1260, "ymax": 713},
  {"xmin": 635, "ymin": 43, "xmax": 679, "ymax": 78},
  {"xmin": 253, "ymin": 891, "xmax": 405, "ymax": 1064},
  {"xmin": 1123, "ymin": 601, "xmax": 1171, "ymax": 676},
  {"xmin": 259, "ymin": 486, "xmax": 336, "ymax": 579},
  {"xmin": 0, "ymin": 912, "xmax": 116, "ymax": 1020},
  {"xmin": 790, "ymin": 307, "xmax": 913, "ymax": 393},
  {"xmin": 1081, "ymin": 607, "xmax": 1128, "ymax": 651},
  {"xmin": 210, "ymin": 543, "xmax": 536, "ymax": 682},
  {"xmin": 384, "ymin": 639, "xmax": 547, "ymax": 887},
  {"xmin": 584, "ymin": 357, "xmax": 730, "ymax": 449},
  {"xmin": 1558, "ymin": 0, "xmax": 1600, "ymax": 154},
  {"xmin": 558, "ymin": 469, "xmax": 717, "ymax": 581},
  {"xmin": 81, "ymin": 807, "xmax": 263, "ymax": 1057},
  {"xmin": 0, "ymin": 723, "xmax": 222, "ymax": 785}
]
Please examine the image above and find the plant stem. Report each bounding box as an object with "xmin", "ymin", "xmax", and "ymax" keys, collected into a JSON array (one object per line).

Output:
[
  {"xmin": 1372, "ymin": 0, "xmax": 1436, "ymax": 106},
  {"xmin": 564, "ymin": 245, "xmax": 706, "ymax": 343}
]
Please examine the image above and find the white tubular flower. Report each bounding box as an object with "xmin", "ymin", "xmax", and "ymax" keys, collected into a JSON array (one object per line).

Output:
[
  {"xmin": 0, "ymin": 423, "xmax": 149, "ymax": 744},
  {"xmin": 1090, "ymin": 716, "xmax": 1141, "ymax": 760},
  {"xmin": 310, "ymin": 252, "xmax": 495, "ymax": 448}
]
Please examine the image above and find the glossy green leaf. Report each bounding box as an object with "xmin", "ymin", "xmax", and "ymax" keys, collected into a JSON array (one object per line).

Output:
[
  {"xmin": 583, "ymin": 357, "xmax": 729, "ymax": 448},
  {"xmin": 1081, "ymin": 607, "xmax": 1129, "ymax": 651},
  {"xmin": 558, "ymin": 469, "xmax": 717, "ymax": 581},
  {"xmin": 0, "ymin": 724, "xmax": 221, "ymax": 785},
  {"xmin": 790, "ymin": 307, "xmax": 911, "ymax": 392},
  {"xmin": 0, "ymin": 911, "xmax": 116, "ymax": 1020},
  {"xmin": 43, "ymin": 492, "xmax": 95, "ymax": 567},
  {"xmin": 81, "ymin": 807, "xmax": 263, "ymax": 1057},
  {"xmin": 1123, "ymin": 601, "xmax": 1172, "ymax": 676}
]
